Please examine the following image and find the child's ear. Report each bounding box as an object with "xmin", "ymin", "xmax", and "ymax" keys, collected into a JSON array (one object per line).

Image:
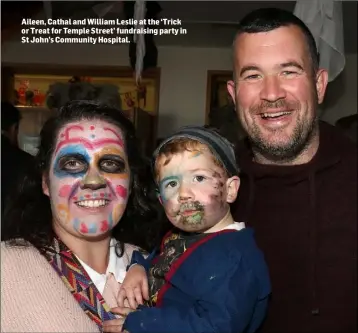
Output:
[{"xmin": 225, "ymin": 176, "xmax": 240, "ymax": 203}]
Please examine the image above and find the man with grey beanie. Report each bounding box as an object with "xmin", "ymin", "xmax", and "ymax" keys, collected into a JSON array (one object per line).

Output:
[{"xmin": 104, "ymin": 126, "xmax": 271, "ymax": 333}]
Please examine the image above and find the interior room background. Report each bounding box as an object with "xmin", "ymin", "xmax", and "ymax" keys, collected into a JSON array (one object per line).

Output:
[{"xmin": 2, "ymin": 1, "xmax": 357, "ymax": 150}]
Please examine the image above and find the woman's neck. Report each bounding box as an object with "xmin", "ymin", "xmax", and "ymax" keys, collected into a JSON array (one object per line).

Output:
[{"xmin": 53, "ymin": 222, "xmax": 111, "ymax": 274}]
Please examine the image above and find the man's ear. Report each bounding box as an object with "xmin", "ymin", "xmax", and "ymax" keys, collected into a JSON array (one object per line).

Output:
[
  {"xmin": 42, "ymin": 174, "xmax": 50, "ymax": 197},
  {"xmin": 226, "ymin": 80, "xmax": 236, "ymax": 106},
  {"xmin": 315, "ymin": 68, "xmax": 328, "ymax": 104},
  {"xmin": 225, "ymin": 176, "xmax": 240, "ymax": 203}
]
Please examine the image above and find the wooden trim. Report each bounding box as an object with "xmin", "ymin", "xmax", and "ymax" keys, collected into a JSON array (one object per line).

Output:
[
  {"xmin": 1, "ymin": 63, "xmax": 161, "ymax": 80},
  {"xmin": 1, "ymin": 63, "xmax": 161, "ymax": 116},
  {"xmin": 204, "ymin": 70, "xmax": 233, "ymax": 125},
  {"xmin": 204, "ymin": 72, "xmax": 214, "ymax": 125},
  {"xmin": 207, "ymin": 70, "xmax": 233, "ymax": 77}
]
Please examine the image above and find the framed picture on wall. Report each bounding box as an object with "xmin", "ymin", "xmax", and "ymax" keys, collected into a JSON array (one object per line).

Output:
[{"xmin": 205, "ymin": 70, "xmax": 246, "ymax": 144}]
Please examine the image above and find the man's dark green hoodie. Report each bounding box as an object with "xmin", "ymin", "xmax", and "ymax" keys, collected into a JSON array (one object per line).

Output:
[{"xmin": 232, "ymin": 121, "xmax": 357, "ymax": 333}]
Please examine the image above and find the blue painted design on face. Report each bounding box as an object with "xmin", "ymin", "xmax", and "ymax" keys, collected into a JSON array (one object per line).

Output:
[
  {"xmin": 73, "ymin": 218, "xmax": 80, "ymax": 232},
  {"xmin": 91, "ymin": 134, "xmax": 96, "ymax": 139},
  {"xmin": 159, "ymin": 175, "xmax": 182, "ymax": 202},
  {"xmin": 53, "ymin": 145, "xmax": 91, "ymax": 178},
  {"xmin": 108, "ymin": 211, "xmax": 114, "ymax": 229},
  {"xmin": 73, "ymin": 218, "xmax": 98, "ymax": 234},
  {"xmin": 87, "ymin": 223, "xmax": 98, "ymax": 234},
  {"xmin": 191, "ymin": 152, "xmax": 202, "ymax": 158}
]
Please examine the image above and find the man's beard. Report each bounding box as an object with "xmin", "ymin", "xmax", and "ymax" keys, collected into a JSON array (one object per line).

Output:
[{"xmin": 239, "ymin": 99, "xmax": 318, "ymax": 163}]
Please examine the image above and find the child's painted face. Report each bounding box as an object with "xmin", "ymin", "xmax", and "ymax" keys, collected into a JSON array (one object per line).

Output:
[
  {"xmin": 157, "ymin": 149, "xmax": 238, "ymax": 232},
  {"xmin": 43, "ymin": 120, "xmax": 130, "ymax": 237}
]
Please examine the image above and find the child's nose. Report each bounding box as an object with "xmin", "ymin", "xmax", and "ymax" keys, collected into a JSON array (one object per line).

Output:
[{"xmin": 178, "ymin": 183, "xmax": 194, "ymax": 202}]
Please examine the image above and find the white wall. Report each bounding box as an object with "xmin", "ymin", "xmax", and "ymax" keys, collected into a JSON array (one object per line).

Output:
[
  {"xmin": 157, "ymin": 47, "xmax": 231, "ymax": 136},
  {"xmin": 1, "ymin": 41, "xmax": 356, "ymax": 137},
  {"xmin": 2, "ymin": 41, "xmax": 232, "ymax": 137},
  {"xmin": 320, "ymin": 53, "xmax": 357, "ymax": 125}
]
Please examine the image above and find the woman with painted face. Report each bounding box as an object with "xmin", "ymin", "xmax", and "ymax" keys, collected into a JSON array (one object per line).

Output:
[{"xmin": 1, "ymin": 100, "xmax": 166, "ymax": 332}]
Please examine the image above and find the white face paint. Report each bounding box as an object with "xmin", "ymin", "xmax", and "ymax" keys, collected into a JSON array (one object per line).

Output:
[{"xmin": 43, "ymin": 120, "xmax": 130, "ymax": 238}]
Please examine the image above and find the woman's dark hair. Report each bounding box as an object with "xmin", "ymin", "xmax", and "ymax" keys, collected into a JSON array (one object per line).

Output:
[{"xmin": 2, "ymin": 100, "xmax": 170, "ymax": 255}]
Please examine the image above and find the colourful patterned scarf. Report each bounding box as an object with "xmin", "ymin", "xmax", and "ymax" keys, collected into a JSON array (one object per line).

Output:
[{"xmin": 43, "ymin": 238, "xmax": 116, "ymax": 330}]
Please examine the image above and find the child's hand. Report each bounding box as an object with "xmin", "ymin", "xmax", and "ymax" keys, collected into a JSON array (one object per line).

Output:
[
  {"xmin": 102, "ymin": 316, "xmax": 126, "ymax": 333},
  {"xmin": 103, "ymin": 307, "xmax": 134, "ymax": 332},
  {"xmin": 117, "ymin": 264, "xmax": 149, "ymax": 309}
]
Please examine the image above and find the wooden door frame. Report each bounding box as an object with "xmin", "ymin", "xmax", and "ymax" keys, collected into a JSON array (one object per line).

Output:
[{"xmin": 204, "ymin": 70, "xmax": 233, "ymax": 125}]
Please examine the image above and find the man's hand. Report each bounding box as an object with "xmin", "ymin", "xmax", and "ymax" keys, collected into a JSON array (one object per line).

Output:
[
  {"xmin": 117, "ymin": 264, "xmax": 149, "ymax": 309},
  {"xmin": 102, "ymin": 307, "xmax": 135, "ymax": 333}
]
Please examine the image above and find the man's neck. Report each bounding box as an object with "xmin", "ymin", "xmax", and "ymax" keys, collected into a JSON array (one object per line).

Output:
[{"xmin": 54, "ymin": 222, "xmax": 111, "ymax": 274}]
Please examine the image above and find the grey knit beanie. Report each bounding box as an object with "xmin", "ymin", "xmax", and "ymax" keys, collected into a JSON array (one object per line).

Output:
[{"xmin": 152, "ymin": 126, "xmax": 239, "ymax": 177}]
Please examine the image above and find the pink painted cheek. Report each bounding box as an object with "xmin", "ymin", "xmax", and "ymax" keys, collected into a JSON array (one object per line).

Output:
[
  {"xmin": 58, "ymin": 185, "xmax": 72, "ymax": 198},
  {"xmin": 100, "ymin": 220, "xmax": 109, "ymax": 232},
  {"xmin": 116, "ymin": 185, "xmax": 128, "ymax": 199},
  {"xmin": 80, "ymin": 223, "xmax": 88, "ymax": 234}
]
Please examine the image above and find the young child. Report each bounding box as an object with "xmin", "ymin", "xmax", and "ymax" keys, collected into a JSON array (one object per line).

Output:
[{"xmin": 103, "ymin": 126, "xmax": 271, "ymax": 333}]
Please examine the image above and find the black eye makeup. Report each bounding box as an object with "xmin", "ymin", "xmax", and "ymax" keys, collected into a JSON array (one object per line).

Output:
[
  {"xmin": 98, "ymin": 154, "xmax": 126, "ymax": 174},
  {"xmin": 57, "ymin": 154, "xmax": 89, "ymax": 174}
]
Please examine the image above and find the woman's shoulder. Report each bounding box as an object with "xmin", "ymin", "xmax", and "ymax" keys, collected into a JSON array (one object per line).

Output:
[
  {"xmin": 1, "ymin": 240, "xmax": 49, "ymax": 274},
  {"xmin": 1, "ymin": 240, "xmax": 41, "ymax": 258},
  {"xmin": 1, "ymin": 240, "xmax": 100, "ymax": 332}
]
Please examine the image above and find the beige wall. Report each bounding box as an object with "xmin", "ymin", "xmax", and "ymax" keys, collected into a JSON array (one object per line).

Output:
[{"xmin": 2, "ymin": 41, "xmax": 356, "ymax": 137}]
